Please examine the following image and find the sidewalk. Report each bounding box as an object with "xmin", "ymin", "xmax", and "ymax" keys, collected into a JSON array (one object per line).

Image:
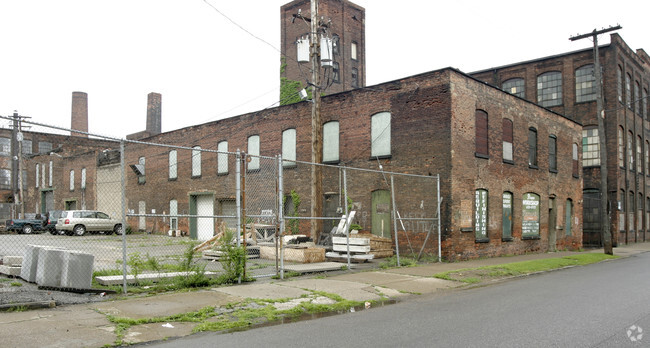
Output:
[{"xmin": 2, "ymin": 243, "xmax": 649, "ymax": 347}]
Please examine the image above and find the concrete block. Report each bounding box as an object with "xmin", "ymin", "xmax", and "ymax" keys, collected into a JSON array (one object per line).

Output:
[
  {"xmin": 35, "ymin": 248, "xmax": 67, "ymax": 287},
  {"xmin": 0, "ymin": 265, "xmax": 21, "ymax": 276},
  {"xmin": 60, "ymin": 251, "xmax": 95, "ymax": 289},
  {"xmin": 3, "ymin": 256, "xmax": 23, "ymax": 266},
  {"xmin": 21, "ymin": 245, "xmax": 46, "ymax": 282}
]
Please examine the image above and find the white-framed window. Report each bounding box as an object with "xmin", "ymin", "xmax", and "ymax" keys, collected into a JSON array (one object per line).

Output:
[
  {"xmin": 170, "ymin": 199, "xmax": 178, "ymax": 230},
  {"xmin": 282, "ymin": 129, "xmax": 296, "ymax": 167},
  {"xmin": 351, "ymin": 41, "xmax": 358, "ymax": 60},
  {"xmin": 217, "ymin": 141, "xmax": 228, "ymax": 174},
  {"xmin": 169, "ymin": 150, "xmax": 177, "ymax": 180},
  {"xmin": 81, "ymin": 168, "xmax": 86, "ymax": 189},
  {"xmin": 371, "ymin": 112, "xmax": 391, "ymax": 158},
  {"xmin": 41, "ymin": 163, "xmax": 45, "ymax": 188},
  {"xmin": 192, "ymin": 146, "xmax": 201, "ymax": 177},
  {"xmin": 69, "ymin": 169, "xmax": 75, "ymax": 191},
  {"xmin": 247, "ymin": 135, "xmax": 260, "ymax": 170},
  {"xmin": 323, "ymin": 121, "xmax": 339, "ymax": 163},
  {"xmin": 35, "ymin": 164, "xmax": 40, "ymax": 187},
  {"xmin": 49, "ymin": 161, "xmax": 53, "ymax": 187},
  {"xmin": 138, "ymin": 156, "xmax": 146, "ymax": 184}
]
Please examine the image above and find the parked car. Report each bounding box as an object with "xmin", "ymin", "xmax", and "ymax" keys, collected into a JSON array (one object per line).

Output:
[
  {"xmin": 56, "ymin": 210, "xmax": 123, "ymax": 236},
  {"xmin": 44, "ymin": 210, "xmax": 64, "ymax": 235},
  {"xmin": 5, "ymin": 214, "xmax": 47, "ymax": 234}
]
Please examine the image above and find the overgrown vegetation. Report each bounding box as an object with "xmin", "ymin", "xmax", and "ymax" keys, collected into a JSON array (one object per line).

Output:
[
  {"xmin": 284, "ymin": 190, "xmax": 301, "ymax": 235},
  {"xmin": 379, "ymin": 255, "xmax": 418, "ymax": 269},
  {"xmin": 215, "ymin": 230, "xmax": 248, "ymax": 284},
  {"xmin": 103, "ymin": 290, "xmax": 374, "ymax": 346},
  {"xmin": 434, "ymin": 253, "xmax": 619, "ymax": 284},
  {"xmin": 280, "ymin": 57, "xmax": 308, "ymax": 106}
]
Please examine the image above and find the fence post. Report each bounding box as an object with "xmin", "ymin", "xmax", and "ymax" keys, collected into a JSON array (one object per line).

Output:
[
  {"xmin": 120, "ymin": 140, "xmax": 128, "ymax": 294},
  {"xmin": 390, "ymin": 174, "xmax": 400, "ymax": 267},
  {"xmin": 343, "ymin": 167, "xmax": 351, "ymax": 270},
  {"xmin": 278, "ymin": 155, "xmax": 284, "ymax": 279},
  {"xmin": 235, "ymin": 150, "xmax": 242, "ymax": 284}
]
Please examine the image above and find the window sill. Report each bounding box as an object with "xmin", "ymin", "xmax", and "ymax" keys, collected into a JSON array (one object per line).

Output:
[
  {"xmin": 528, "ymin": 165, "xmax": 539, "ymax": 170},
  {"xmin": 370, "ymin": 155, "xmax": 392, "ymax": 161},
  {"xmin": 282, "ymin": 164, "xmax": 298, "ymax": 170},
  {"xmin": 246, "ymin": 169, "xmax": 261, "ymax": 174},
  {"xmin": 475, "ymin": 238, "xmax": 490, "ymax": 243},
  {"xmin": 503, "ymin": 159, "xmax": 514, "ymax": 165},
  {"xmin": 460, "ymin": 227, "xmax": 473, "ymax": 233},
  {"xmin": 323, "ymin": 160, "xmax": 340, "ymax": 165},
  {"xmin": 522, "ymin": 235, "xmax": 540, "ymax": 240},
  {"xmin": 475, "ymin": 153, "xmax": 489, "ymax": 159},
  {"xmin": 549, "ymin": 169, "xmax": 558, "ymax": 174},
  {"xmin": 217, "ymin": 172, "xmax": 229, "ymax": 176},
  {"xmin": 572, "ymin": 174, "xmax": 580, "ymax": 179},
  {"xmin": 168, "ymin": 177, "xmax": 177, "ymax": 182},
  {"xmin": 502, "ymin": 237, "xmax": 514, "ymax": 242},
  {"xmin": 191, "ymin": 175, "xmax": 202, "ymax": 179}
]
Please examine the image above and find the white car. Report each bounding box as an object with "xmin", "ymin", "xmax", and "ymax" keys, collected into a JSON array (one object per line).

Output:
[{"xmin": 56, "ymin": 210, "xmax": 123, "ymax": 236}]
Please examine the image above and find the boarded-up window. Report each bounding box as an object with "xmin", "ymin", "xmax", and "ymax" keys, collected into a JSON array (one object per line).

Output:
[
  {"xmin": 247, "ymin": 136, "xmax": 260, "ymax": 170},
  {"xmin": 192, "ymin": 146, "xmax": 201, "ymax": 177},
  {"xmin": 502, "ymin": 192, "xmax": 513, "ymax": 240},
  {"xmin": 565, "ymin": 199, "xmax": 573, "ymax": 236},
  {"xmin": 522, "ymin": 193, "xmax": 540, "ymax": 238},
  {"xmin": 528, "ymin": 128, "xmax": 537, "ymax": 167},
  {"xmin": 549, "ymin": 135, "xmax": 557, "ymax": 172},
  {"xmin": 475, "ymin": 189, "xmax": 488, "ymax": 241},
  {"xmin": 475, "ymin": 110, "xmax": 488, "ymax": 158},
  {"xmin": 502, "ymin": 118, "xmax": 513, "ymax": 162},
  {"xmin": 169, "ymin": 150, "xmax": 177, "ymax": 180},
  {"xmin": 217, "ymin": 141, "xmax": 228, "ymax": 174},
  {"xmin": 371, "ymin": 112, "xmax": 391, "ymax": 158},
  {"xmin": 323, "ymin": 121, "xmax": 339, "ymax": 163},
  {"xmin": 282, "ymin": 128, "xmax": 297, "ymax": 167}
]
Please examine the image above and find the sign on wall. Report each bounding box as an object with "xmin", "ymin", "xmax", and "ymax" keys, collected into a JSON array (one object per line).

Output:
[
  {"xmin": 522, "ymin": 193, "xmax": 540, "ymax": 237},
  {"xmin": 475, "ymin": 189, "xmax": 488, "ymax": 240}
]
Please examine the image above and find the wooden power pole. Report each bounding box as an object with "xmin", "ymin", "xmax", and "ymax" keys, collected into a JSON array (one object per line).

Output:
[
  {"xmin": 310, "ymin": 0, "xmax": 323, "ymax": 242},
  {"xmin": 570, "ymin": 25, "xmax": 621, "ymax": 255}
]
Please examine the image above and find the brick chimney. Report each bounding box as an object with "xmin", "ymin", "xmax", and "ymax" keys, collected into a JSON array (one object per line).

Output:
[
  {"xmin": 71, "ymin": 91, "xmax": 88, "ymax": 137},
  {"xmin": 146, "ymin": 92, "xmax": 161, "ymax": 135}
]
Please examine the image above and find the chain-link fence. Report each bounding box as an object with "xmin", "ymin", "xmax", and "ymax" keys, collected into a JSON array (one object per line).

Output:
[{"xmin": 0, "ymin": 119, "xmax": 440, "ymax": 296}]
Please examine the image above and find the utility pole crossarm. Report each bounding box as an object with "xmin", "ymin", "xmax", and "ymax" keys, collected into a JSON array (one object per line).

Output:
[{"xmin": 569, "ymin": 25, "xmax": 621, "ymax": 41}]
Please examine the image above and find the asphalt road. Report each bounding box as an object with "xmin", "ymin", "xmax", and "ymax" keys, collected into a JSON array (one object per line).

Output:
[{"xmin": 144, "ymin": 252, "xmax": 650, "ymax": 348}]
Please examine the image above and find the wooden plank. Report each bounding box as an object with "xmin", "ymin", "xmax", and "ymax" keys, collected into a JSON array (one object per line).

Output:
[
  {"xmin": 332, "ymin": 236, "xmax": 370, "ymax": 245},
  {"xmin": 332, "ymin": 244, "xmax": 371, "ymax": 253}
]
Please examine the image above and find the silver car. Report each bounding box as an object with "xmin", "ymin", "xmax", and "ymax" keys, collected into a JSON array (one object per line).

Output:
[{"xmin": 56, "ymin": 210, "xmax": 123, "ymax": 236}]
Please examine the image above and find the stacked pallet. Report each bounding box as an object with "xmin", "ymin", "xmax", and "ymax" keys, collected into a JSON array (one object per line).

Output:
[{"xmin": 326, "ymin": 236, "xmax": 374, "ymax": 263}]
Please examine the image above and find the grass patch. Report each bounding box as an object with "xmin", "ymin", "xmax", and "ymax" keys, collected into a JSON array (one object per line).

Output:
[
  {"xmin": 10, "ymin": 281, "xmax": 22, "ymax": 287},
  {"xmin": 434, "ymin": 253, "xmax": 618, "ymax": 284},
  {"xmin": 379, "ymin": 256, "xmax": 417, "ymax": 269}
]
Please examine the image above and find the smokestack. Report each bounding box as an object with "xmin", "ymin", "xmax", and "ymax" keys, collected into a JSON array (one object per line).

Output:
[
  {"xmin": 146, "ymin": 92, "xmax": 161, "ymax": 135},
  {"xmin": 71, "ymin": 91, "xmax": 88, "ymax": 137}
]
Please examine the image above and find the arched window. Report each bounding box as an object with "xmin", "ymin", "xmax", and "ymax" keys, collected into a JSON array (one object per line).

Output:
[
  {"xmin": 522, "ymin": 193, "xmax": 540, "ymax": 238},
  {"xmin": 528, "ymin": 127, "xmax": 537, "ymax": 167},
  {"xmin": 475, "ymin": 189, "xmax": 488, "ymax": 242},
  {"xmin": 502, "ymin": 78, "xmax": 525, "ymax": 98},
  {"xmin": 617, "ymin": 65, "xmax": 623, "ymax": 103},
  {"xmin": 371, "ymin": 112, "xmax": 391, "ymax": 158},
  {"xmin": 565, "ymin": 199, "xmax": 573, "ymax": 236},
  {"xmin": 192, "ymin": 146, "xmax": 202, "ymax": 177},
  {"xmin": 626, "ymin": 73, "xmax": 632, "ymax": 109},
  {"xmin": 217, "ymin": 141, "xmax": 228, "ymax": 174},
  {"xmin": 169, "ymin": 150, "xmax": 177, "ymax": 180},
  {"xmin": 537, "ymin": 71, "xmax": 562, "ymax": 107},
  {"xmin": 637, "ymin": 135, "xmax": 643, "ymax": 173},
  {"xmin": 575, "ymin": 64, "xmax": 596, "ymax": 102},
  {"xmin": 628, "ymin": 131, "xmax": 634, "ymax": 170},
  {"xmin": 475, "ymin": 110, "xmax": 488, "ymax": 158},
  {"xmin": 618, "ymin": 126, "xmax": 625, "ymax": 167},
  {"xmin": 282, "ymin": 129, "xmax": 297, "ymax": 168},
  {"xmin": 323, "ymin": 121, "xmax": 339, "ymax": 163},
  {"xmin": 502, "ymin": 118, "xmax": 513, "ymax": 163},
  {"xmin": 502, "ymin": 192, "xmax": 513, "ymax": 241},
  {"xmin": 549, "ymin": 135, "xmax": 557, "ymax": 172},
  {"xmin": 247, "ymin": 135, "xmax": 260, "ymax": 170}
]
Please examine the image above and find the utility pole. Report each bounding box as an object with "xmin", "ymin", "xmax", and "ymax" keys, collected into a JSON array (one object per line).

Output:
[
  {"xmin": 570, "ymin": 25, "xmax": 621, "ymax": 255},
  {"xmin": 310, "ymin": 0, "xmax": 323, "ymax": 242},
  {"xmin": 10, "ymin": 111, "xmax": 28, "ymax": 219}
]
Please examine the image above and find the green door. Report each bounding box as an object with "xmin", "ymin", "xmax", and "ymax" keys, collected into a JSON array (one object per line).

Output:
[{"xmin": 371, "ymin": 190, "xmax": 391, "ymax": 238}]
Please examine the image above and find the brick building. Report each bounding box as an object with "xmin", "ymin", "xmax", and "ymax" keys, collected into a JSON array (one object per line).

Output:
[
  {"xmin": 120, "ymin": 68, "xmax": 583, "ymax": 260},
  {"xmin": 280, "ymin": 0, "xmax": 365, "ymax": 97},
  {"xmin": 470, "ymin": 33, "xmax": 650, "ymax": 246}
]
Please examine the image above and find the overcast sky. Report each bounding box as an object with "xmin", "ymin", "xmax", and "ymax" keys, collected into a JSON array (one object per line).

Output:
[{"xmin": 1, "ymin": 0, "xmax": 647, "ymax": 139}]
